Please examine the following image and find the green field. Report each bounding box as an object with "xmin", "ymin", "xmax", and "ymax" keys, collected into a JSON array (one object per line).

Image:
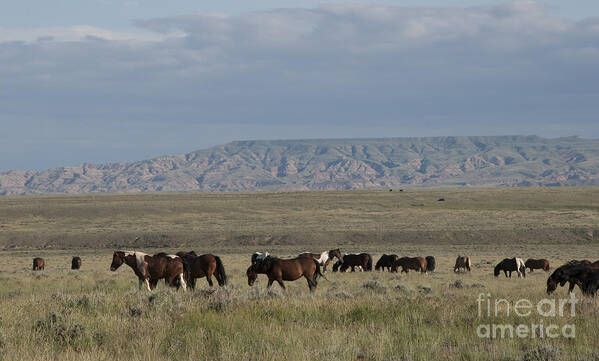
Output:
[{"xmin": 0, "ymin": 187, "xmax": 598, "ymax": 360}]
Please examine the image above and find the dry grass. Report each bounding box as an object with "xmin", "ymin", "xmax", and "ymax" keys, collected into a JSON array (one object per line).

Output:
[{"xmin": 0, "ymin": 187, "xmax": 598, "ymax": 360}]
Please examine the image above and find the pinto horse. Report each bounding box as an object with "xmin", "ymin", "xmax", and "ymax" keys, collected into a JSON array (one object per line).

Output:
[
  {"xmin": 494, "ymin": 258, "xmax": 526, "ymax": 278},
  {"xmin": 299, "ymin": 249, "xmax": 342, "ymax": 272},
  {"xmin": 394, "ymin": 257, "xmax": 427, "ymax": 273},
  {"xmin": 33, "ymin": 257, "xmax": 45, "ymax": 271},
  {"xmin": 110, "ymin": 251, "xmax": 186, "ymax": 291},
  {"xmin": 454, "ymin": 256, "xmax": 471, "ymax": 272},
  {"xmin": 252, "ymin": 252, "xmax": 270, "ymax": 264},
  {"xmin": 246, "ymin": 256, "xmax": 324, "ymax": 291},
  {"xmin": 71, "ymin": 257, "xmax": 82, "ymax": 270},
  {"xmin": 176, "ymin": 251, "xmax": 227, "ymax": 289},
  {"xmin": 524, "ymin": 258, "xmax": 550, "ymax": 272},
  {"xmin": 375, "ymin": 254, "xmax": 399, "ymax": 272}
]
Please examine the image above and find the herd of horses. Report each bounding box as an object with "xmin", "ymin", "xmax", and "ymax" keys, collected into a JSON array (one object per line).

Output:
[{"xmin": 28, "ymin": 251, "xmax": 599, "ymax": 296}]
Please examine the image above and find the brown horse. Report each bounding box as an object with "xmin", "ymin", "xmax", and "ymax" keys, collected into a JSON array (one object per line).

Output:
[
  {"xmin": 375, "ymin": 254, "xmax": 399, "ymax": 272},
  {"xmin": 524, "ymin": 258, "xmax": 550, "ymax": 272},
  {"xmin": 394, "ymin": 257, "xmax": 427, "ymax": 273},
  {"xmin": 33, "ymin": 258, "xmax": 45, "ymax": 271},
  {"xmin": 547, "ymin": 260, "xmax": 599, "ymax": 295},
  {"xmin": 110, "ymin": 251, "xmax": 186, "ymax": 291},
  {"xmin": 71, "ymin": 257, "xmax": 82, "ymax": 270},
  {"xmin": 299, "ymin": 249, "xmax": 342, "ymax": 272},
  {"xmin": 454, "ymin": 256, "xmax": 471, "ymax": 272},
  {"xmin": 425, "ymin": 256, "xmax": 436, "ymax": 272},
  {"xmin": 338, "ymin": 253, "xmax": 373, "ymax": 272},
  {"xmin": 176, "ymin": 251, "xmax": 227, "ymax": 289},
  {"xmin": 247, "ymin": 256, "xmax": 324, "ymax": 291}
]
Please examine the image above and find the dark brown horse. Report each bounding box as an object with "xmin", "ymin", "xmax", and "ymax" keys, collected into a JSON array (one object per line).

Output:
[
  {"xmin": 110, "ymin": 251, "xmax": 186, "ymax": 291},
  {"xmin": 524, "ymin": 258, "xmax": 550, "ymax": 272},
  {"xmin": 454, "ymin": 256, "xmax": 471, "ymax": 272},
  {"xmin": 394, "ymin": 257, "xmax": 427, "ymax": 273},
  {"xmin": 33, "ymin": 257, "xmax": 45, "ymax": 271},
  {"xmin": 246, "ymin": 256, "xmax": 324, "ymax": 291},
  {"xmin": 375, "ymin": 254, "xmax": 399, "ymax": 272},
  {"xmin": 425, "ymin": 256, "xmax": 436, "ymax": 272},
  {"xmin": 176, "ymin": 251, "xmax": 227, "ymax": 289},
  {"xmin": 494, "ymin": 258, "xmax": 526, "ymax": 278},
  {"xmin": 298, "ymin": 249, "xmax": 342, "ymax": 272},
  {"xmin": 71, "ymin": 257, "xmax": 82, "ymax": 270},
  {"xmin": 547, "ymin": 260, "xmax": 599, "ymax": 295},
  {"xmin": 337, "ymin": 253, "xmax": 373, "ymax": 272}
]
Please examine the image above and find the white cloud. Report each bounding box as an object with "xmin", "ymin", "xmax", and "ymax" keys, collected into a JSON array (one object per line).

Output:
[{"xmin": 1, "ymin": 1, "xmax": 598, "ymax": 170}]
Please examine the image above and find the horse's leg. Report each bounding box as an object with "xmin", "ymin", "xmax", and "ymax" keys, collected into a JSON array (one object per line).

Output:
[
  {"xmin": 568, "ymin": 282, "xmax": 575, "ymax": 293},
  {"xmin": 267, "ymin": 277, "xmax": 274, "ymax": 288},
  {"xmin": 138, "ymin": 278, "xmax": 144, "ymax": 290},
  {"xmin": 206, "ymin": 274, "xmax": 214, "ymax": 287},
  {"xmin": 145, "ymin": 279, "xmax": 152, "ymax": 291},
  {"xmin": 178, "ymin": 274, "xmax": 187, "ymax": 291},
  {"xmin": 305, "ymin": 275, "xmax": 315, "ymax": 291},
  {"xmin": 276, "ymin": 279, "xmax": 286, "ymax": 290},
  {"xmin": 351, "ymin": 266, "xmax": 355, "ymax": 272}
]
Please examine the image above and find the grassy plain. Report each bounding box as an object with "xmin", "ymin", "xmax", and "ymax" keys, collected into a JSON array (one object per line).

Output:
[{"xmin": 0, "ymin": 187, "xmax": 598, "ymax": 360}]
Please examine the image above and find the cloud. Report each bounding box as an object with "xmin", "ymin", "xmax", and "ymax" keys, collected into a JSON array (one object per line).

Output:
[{"xmin": 1, "ymin": 0, "xmax": 598, "ymax": 170}]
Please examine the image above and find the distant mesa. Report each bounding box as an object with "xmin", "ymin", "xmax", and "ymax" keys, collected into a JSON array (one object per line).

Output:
[{"xmin": 0, "ymin": 135, "xmax": 598, "ymax": 195}]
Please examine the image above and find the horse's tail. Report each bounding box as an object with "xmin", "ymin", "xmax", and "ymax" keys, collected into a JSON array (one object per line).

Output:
[
  {"xmin": 214, "ymin": 256, "xmax": 227, "ymax": 286},
  {"xmin": 313, "ymin": 259, "xmax": 327, "ymax": 283},
  {"xmin": 181, "ymin": 257, "xmax": 193, "ymax": 288},
  {"xmin": 366, "ymin": 255, "xmax": 373, "ymax": 271}
]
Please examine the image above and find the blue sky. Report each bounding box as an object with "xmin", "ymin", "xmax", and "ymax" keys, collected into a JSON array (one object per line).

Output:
[{"xmin": 1, "ymin": 0, "xmax": 598, "ymax": 170}]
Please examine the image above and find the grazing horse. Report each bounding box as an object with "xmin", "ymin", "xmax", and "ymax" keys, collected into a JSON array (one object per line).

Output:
[
  {"xmin": 246, "ymin": 256, "xmax": 324, "ymax": 291},
  {"xmin": 176, "ymin": 251, "xmax": 227, "ymax": 289},
  {"xmin": 338, "ymin": 253, "xmax": 372, "ymax": 272},
  {"xmin": 110, "ymin": 251, "xmax": 186, "ymax": 291},
  {"xmin": 375, "ymin": 254, "xmax": 399, "ymax": 272},
  {"xmin": 547, "ymin": 261, "xmax": 599, "ymax": 295},
  {"xmin": 454, "ymin": 256, "xmax": 471, "ymax": 272},
  {"xmin": 494, "ymin": 258, "xmax": 526, "ymax": 278},
  {"xmin": 33, "ymin": 258, "xmax": 45, "ymax": 271},
  {"xmin": 252, "ymin": 252, "xmax": 270, "ymax": 264},
  {"xmin": 425, "ymin": 256, "xmax": 436, "ymax": 272},
  {"xmin": 298, "ymin": 249, "xmax": 342, "ymax": 272},
  {"xmin": 524, "ymin": 258, "xmax": 550, "ymax": 272},
  {"xmin": 71, "ymin": 257, "xmax": 82, "ymax": 270},
  {"xmin": 394, "ymin": 257, "xmax": 427, "ymax": 273}
]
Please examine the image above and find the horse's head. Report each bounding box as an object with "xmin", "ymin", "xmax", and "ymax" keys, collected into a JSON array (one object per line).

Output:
[
  {"xmin": 110, "ymin": 251, "xmax": 126, "ymax": 271},
  {"xmin": 329, "ymin": 249, "xmax": 342, "ymax": 262},
  {"xmin": 547, "ymin": 275, "xmax": 558, "ymax": 295},
  {"xmin": 246, "ymin": 265, "xmax": 258, "ymax": 286},
  {"xmin": 493, "ymin": 264, "xmax": 500, "ymax": 277}
]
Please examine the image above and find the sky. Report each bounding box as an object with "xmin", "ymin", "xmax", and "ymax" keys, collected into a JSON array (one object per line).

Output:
[{"xmin": 1, "ymin": 0, "xmax": 598, "ymax": 171}]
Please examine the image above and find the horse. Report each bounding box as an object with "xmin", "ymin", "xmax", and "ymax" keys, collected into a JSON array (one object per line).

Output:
[
  {"xmin": 252, "ymin": 252, "xmax": 270, "ymax": 264},
  {"xmin": 425, "ymin": 256, "xmax": 436, "ymax": 272},
  {"xmin": 375, "ymin": 254, "xmax": 399, "ymax": 272},
  {"xmin": 176, "ymin": 251, "xmax": 227, "ymax": 289},
  {"xmin": 246, "ymin": 256, "xmax": 324, "ymax": 291},
  {"xmin": 33, "ymin": 258, "xmax": 45, "ymax": 271},
  {"xmin": 394, "ymin": 257, "xmax": 427, "ymax": 273},
  {"xmin": 547, "ymin": 261, "xmax": 599, "ymax": 295},
  {"xmin": 110, "ymin": 251, "xmax": 186, "ymax": 291},
  {"xmin": 71, "ymin": 257, "xmax": 82, "ymax": 270},
  {"xmin": 454, "ymin": 256, "xmax": 471, "ymax": 272},
  {"xmin": 338, "ymin": 253, "xmax": 372, "ymax": 272},
  {"xmin": 524, "ymin": 258, "xmax": 550, "ymax": 272},
  {"xmin": 494, "ymin": 258, "xmax": 526, "ymax": 278},
  {"xmin": 298, "ymin": 249, "xmax": 342, "ymax": 272}
]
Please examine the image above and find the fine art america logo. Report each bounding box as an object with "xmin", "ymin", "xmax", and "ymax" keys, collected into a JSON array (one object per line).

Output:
[{"xmin": 476, "ymin": 293, "xmax": 577, "ymax": 339}]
